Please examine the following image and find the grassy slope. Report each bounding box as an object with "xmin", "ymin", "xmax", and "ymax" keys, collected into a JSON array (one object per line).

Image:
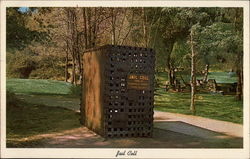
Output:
[
  {"xmin": 6, "ymin": 79, "xmax": 81, "ymax": 147},
  {"xmin": 7, "ymin": 78, "xmax": 73, "ymax": 95},
  {"xmin": 155, "ymin": 72, "xmax": 243, "ymax": 124},
  {"xmin": 7, "ymin": 103, "xmax": 81, "ymax": 139}
]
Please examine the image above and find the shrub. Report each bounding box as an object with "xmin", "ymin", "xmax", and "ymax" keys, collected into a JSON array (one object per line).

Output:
[
  {"xmin": 7, "ymin": 49, "xmax": 37, "ymax": 78},
  {"xmin": 29, "ymin": 55, "xmax": 64, "ymax": 80}
]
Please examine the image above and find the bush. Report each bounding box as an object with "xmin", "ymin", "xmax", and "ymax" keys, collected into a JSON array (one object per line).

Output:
[
  {"xmin": 7, "ymin": 49, "xmax": 37, "ymax": 78},
  {"xmin": 7, "ymin": 48, "xmax": 64, "ymax": 80},
  {"xmin": 29, "ymin": 55, "xmax": 64, "ymax": 80}
]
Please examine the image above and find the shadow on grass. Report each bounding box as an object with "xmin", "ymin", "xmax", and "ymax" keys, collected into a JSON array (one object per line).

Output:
[{"xmin": 6, "ymin": 101, "xmax": 81, "ymax": 147}]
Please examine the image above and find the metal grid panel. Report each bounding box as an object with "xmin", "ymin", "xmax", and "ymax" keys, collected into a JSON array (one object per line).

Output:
[{"xmin": 103, "ymin": 45, "xmax": 155, "ymax": 138}]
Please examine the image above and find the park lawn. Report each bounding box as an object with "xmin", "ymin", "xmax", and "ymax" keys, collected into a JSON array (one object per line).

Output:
[
  {"xmin": 7, "ymin": 101, "xmax": 81, "ymax": 147},
  {"xmin": 154, "ymin": 71, "xmax": 242, "ymax": 124},
  {"xmin": 6, "ymin": 78, "xmax": 81, "ymax": 147},
  {"xmin": 154, "ymin": 88, "xmax": 243, "ymax": 124},
  {"xmin": 6, "ymin": 78, "xmax": 76, "ymax": 95}
]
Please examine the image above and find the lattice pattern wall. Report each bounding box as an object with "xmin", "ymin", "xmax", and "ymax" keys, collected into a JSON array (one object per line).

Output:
[{"xmin": 81, "ymin": 45, "xmax": 155, "ymax": 138}]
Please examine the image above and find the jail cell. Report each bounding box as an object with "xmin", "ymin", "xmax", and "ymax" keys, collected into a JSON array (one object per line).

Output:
[{"xmin": 81, "ymin": 45, "xmax": 155, "ymax": 138}]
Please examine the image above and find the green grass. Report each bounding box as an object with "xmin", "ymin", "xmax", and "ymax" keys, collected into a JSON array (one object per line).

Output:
[
  {"xmin": 7, "ymin": 78, "xmax": 74, "ymax": 95},
  {"xmin": 7, "ymin": 101, "xmax": 81, "ymax": 147},
  {"xmin": 154, "ymin": 88, "xmax": 243, "ymax": 123},
  {"xmin": 7, "ymin": 102, "xmax": 81, "ymax": 139},
  {"xmin": 154, "ymin": 71, "xmax": 243, "ymax": 124},
  {"xmin": 6, "ymin": 78, "xmax": 81, "ymax": 147}
]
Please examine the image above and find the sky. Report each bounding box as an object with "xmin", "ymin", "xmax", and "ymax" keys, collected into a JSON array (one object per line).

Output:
[{"xmin": 18, "ymin": 7, "xmax": 29, "ymax": 13}]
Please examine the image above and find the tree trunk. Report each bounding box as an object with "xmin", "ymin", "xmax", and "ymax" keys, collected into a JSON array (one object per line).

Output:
[
  {"xmin": 142, "ymin": 7, "xmax": 148, "ymax": 47},
  {"xmin": 236, "ymin": 69, "xmax": 243, "ymax": 100},
  {"xmin": 168, "ymin": 70, "xmax": 173, "ymax": 86},
  {"xmin": 111, "ymin": 8, "xmax": 116, "ymax": 45},
  {"xmin": 190, "ymin": 29, "xmax": 196, "ymax": 114},
  {"xmin": 164, "ymin": 39, "xmax": 175, "ymax": 86},
  {"xmin": 87, "ymin": 9, "xmax": 92, "ymax": 48},
  {"xmin": 65, "ymin": 42, "xmax": 69, "ymax": 82},
  {"xmin": 71, "ymin": 58, "xmax": 76, "ymax": 84},
  {"xmin": 82, "ymin": 8, "xmax": 88, "ymax": 49},
  {"xmin": 233, "ymin": 8, "xmax": 243, "ymax": 101},
  {"xmin": 168, "ymin": 69, "xmax": 176, "ymax": 90},
  {"xmin": 202, "ymin": 64, "xmax": 209, "ymax": 83},
  {"xmin": 121, "ymin": 9, "xmax": 135, "ymax": 45},
  {"xmin": 65, "ymin": 9, "xmax": 70, "ymax": 82},
  {"xmin": 81, "ymin": 8, "xmax": 88, "ymax": 125},
  {"xmin": 152, "ymin": 10, "xmax": 162, "ymax": 49},
  {"xmin": 117, "ymin": 8, "xmax": 127, "ymax": 44}
]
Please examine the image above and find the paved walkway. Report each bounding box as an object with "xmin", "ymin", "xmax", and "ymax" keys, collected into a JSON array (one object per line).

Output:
[{"xmin": 154, "ymin": 111, "xmax": 243, "ymax": 138}]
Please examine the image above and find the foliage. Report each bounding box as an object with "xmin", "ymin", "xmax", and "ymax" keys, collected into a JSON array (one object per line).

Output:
[
  {"xmin": 6, "ymin": 7, "xmax": 243, "ymax": 81},
  {"xmin": 6, "ymin": 8, "xmax": 48, "ymax": 50},
  {"xmin": 6, "ymin": 8, "xmax": 61, "ymax": 80},
  {"xmin": 191, "ymin": 22, "xmax": 242, "ymax": 71},
  {"xmin": 149, "ymin": 8, "xmax": 226, "ymax": 87},
  {"xmin": 29, "ymin": 55, "xmax": 64, "ymax": 80},
  {"xmin": 7, "ymin": 48, "xmax": 37, "ymax": 78},
  {"xmin": 171, "ymin": 39, "xmax": 191, "ymax": 71},
  {"xmin": 190, "ymin": 8, "xmax": 243, "ymax": 101}
]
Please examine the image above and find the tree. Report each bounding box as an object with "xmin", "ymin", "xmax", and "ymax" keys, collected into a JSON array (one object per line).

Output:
[
  {"xmin": 7, "ymin": 48, "xmax": 37, "ymax": 78},
  {"xmin": 6, "ymin": 8, "xmax": 48, "ymax": 51},
  {"xmin": 189, "ymin": 24, "xmax": 200, "ymax": 114},
  {"xmin": 152, "ymin": 8, "xmax": 212, "ymax": 87},
  {"xmin": 192, "ymin": 21, "xmax": 243, "ymax": 100}
]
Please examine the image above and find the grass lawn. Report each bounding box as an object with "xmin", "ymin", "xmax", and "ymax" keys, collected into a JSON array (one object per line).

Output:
[
  {"xmin": 6, "ymin": 78, "xmax": 81, "ymax": 147},
  {"xmin": 7, "ymin": 78, "xmax": 75, "ymax": 95},
  {"xmin": 6, "ymin": 74, "xmax": 243, "ymax": 147},
  {"xmin": 154, "ymin": 88, "xmax": 243, "ymax": 123},
  {"xmin": 154, "ymin": 72, "xmax": 243, "ymax": 124},
  {"xmin": 7, "ymin": 101, "xmax": 81, "ymax": 147}
]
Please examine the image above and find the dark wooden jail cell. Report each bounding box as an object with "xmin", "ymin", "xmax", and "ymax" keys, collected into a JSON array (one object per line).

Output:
[{"xmin": 81, "ymin": 45, "xmax": 155, "ymax": 138}]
